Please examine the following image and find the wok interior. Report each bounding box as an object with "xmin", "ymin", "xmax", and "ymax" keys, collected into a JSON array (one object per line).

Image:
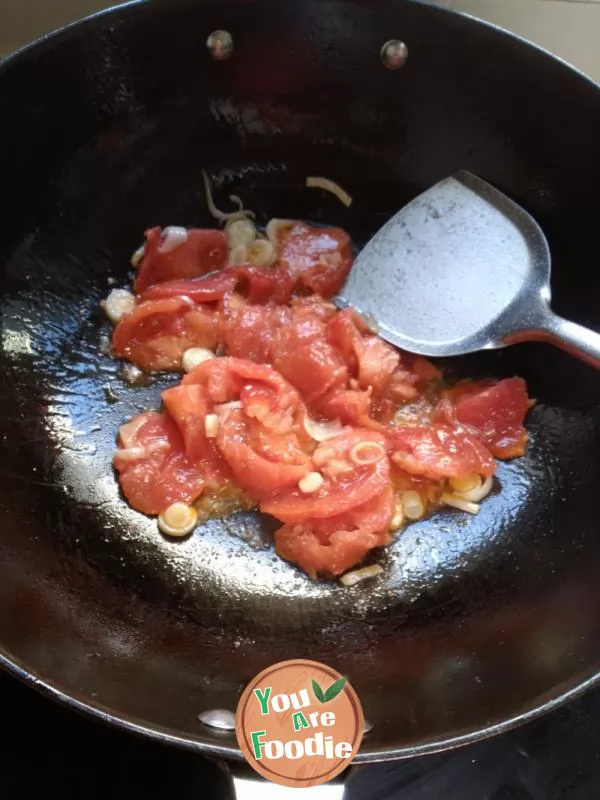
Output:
[{"xmin": 1, "ymin": 0, "xmax": 600, "ymax": 761}]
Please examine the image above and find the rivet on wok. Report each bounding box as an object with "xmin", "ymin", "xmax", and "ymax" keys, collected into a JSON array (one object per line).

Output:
[
  {"xmin": 381, "ymin": 40, "xmax": 409, "ymax": 70},
  {"xmin": 207, "ymin": 30, "xmax": 234, "ymax": 61},
  {"xmin": 198, "ymin": 708, "xmax": 237, "ymax": 731},
  {"xmin": 363, "ymin": 719, "xmax": 374, "ymax": 734}
]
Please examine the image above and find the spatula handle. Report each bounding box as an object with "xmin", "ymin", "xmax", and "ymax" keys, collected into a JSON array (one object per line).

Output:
[
  {"xmin": 233, "ymin": 775, "xmax": 345, "ymax": 798},
  {"xmin": 526, "ymin": 311, "xmax": 600, "ymax": 370}
]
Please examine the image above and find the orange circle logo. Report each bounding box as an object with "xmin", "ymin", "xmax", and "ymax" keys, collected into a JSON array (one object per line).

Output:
[{"xmin": 235, "ymin": 659, "xmax": 364, "ymax": 788}]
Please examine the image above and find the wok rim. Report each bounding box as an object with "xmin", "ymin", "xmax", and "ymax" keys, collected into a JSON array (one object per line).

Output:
[
  {"xmin": 3, "ymin": 648, "xmax": 600, "ymax": 762},
  {"xmin": 1, "ymin": 0, "xmax": 600, "ymax": 766},
  {"xmin": 2, "ymin": 0, "xmax": 599, "ymax": 94}
]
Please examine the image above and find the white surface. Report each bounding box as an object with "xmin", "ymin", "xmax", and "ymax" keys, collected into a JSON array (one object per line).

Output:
[
  {"xmin": 449, "ymin": 0, "xmax": 600, "ymax": 81},
  {"xmin": 234, "ymin": 778, "xmax": 343, "ymax": 799}
]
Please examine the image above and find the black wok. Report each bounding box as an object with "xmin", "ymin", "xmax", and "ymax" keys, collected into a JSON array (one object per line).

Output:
[{"xmin": 2, "ymin": 0, "xmax": 600, "ymax": 795}]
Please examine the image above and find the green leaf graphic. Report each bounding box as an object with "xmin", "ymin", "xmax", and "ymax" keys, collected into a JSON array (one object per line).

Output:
[
  {"xmin": 323, "ymin": 677, "xmax": 348, "ymax": 703},
  {"xmin": 312, "ymin": 679, "xmax": 325, "ymax": 703}
]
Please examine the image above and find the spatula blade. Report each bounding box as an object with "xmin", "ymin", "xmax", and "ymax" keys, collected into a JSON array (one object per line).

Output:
[{"xmin": 336, "ymin": 170, "xmax": 548, "ymax": 357}]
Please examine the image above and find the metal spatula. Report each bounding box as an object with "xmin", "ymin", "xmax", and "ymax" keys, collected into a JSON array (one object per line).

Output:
[{"xmin": 336, "ymin": 170, "xmax": 600, "ymax": 368}]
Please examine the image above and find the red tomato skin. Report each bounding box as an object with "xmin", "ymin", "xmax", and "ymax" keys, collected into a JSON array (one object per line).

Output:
[
  {"xmin": 182, "ymin": 357, "xmax": 312, "ymax": 498},
  {"xmin": 113, "ymin": 411, "xmax": 206, "ymax": 515},
  {"xmin": 275, "ymin": 486, "xmax": 394, "ymax": 578},
  {"xmin": 217, "ymin": 412, "xmax": 311, "ymax": 499},
  {"xmin": 223, "ymin": 298, "xmax": 283, "ymax": 364},
  {"xmin": 271, "ymin": 310, "xmax": 348, "ymax": 406},
  {"xmin": 387, "ymin": 425, "xmax": 496, "ymax": 480},
  {"xmin": 276, "ymin": 222, "xmax": 353, "ymax": 298},
  {"xmin": 161, "ymin": 384, "xmax": 231, "ymax": 483},
  {"xmin": 139, "ymin": 265, "xmax": 295, "ymax": 305},
  {"xmin": 135, "ymin": 227, "xmax": 227, "ymax": 293},
  {"xmin": 112, "ymin": 297, "xmax": 220, "ymax": 371},
  {"xmin": 261, "ymin": 430, "xmax": 389, "ymax": 523},
  {"xmin": 435, "ymin": 377, "xmax": 530, "ymax": 459},
  {"xmin": 139, "ymin": 271, "xmax": 237, "ymax": 303}
]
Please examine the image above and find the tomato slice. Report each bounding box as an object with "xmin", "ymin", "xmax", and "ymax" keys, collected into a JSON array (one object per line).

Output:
[
  {"xmin": 316, "ymin": 387, "xmax": 375, "ymax": 428},
  {"xmin": 113, "ymin": 411, "xmax": 206, "ymax": 514},
  {"xmin": 221, "ymin": 297, "xmax": 347, "ymax": 407},
  {"xmin": 436, "ymin": 377, "xmax": 530, "ymax": 459},
  {"xmin": 411, "ymin": 356, "xmax": 442, "ymax": 383},
  {"xmin": 217, "ymin": 409, "xmax": 311, "ymax": 497},
  {"xmin": 275, "ymin": 485, "xmax": 394, "ymax": 577},
  {"xmin": 223, "ymin": 297, "xmax": 285, "ymax": 364},
  {"xmin": 240, "ymin": 383, "xmax": 296, "ymax": 435},
  {"xmin": 271, "ymin": 301, "xmax": 348, "ymax": 406},
  {"xmin": 182, "ymin": 356, "xmax": 301, "ymax": 405},
  {"xmin": 228, "ymin": 265, "xmax": 295, "ymax": 304},
  {"xmin": 161, "ymin": 383, "xmax": 231, "ymax": 483},
  {"xmin": 139, "ymin": 271, "xmax": 238, "ymax": 303},
  {"xmin": 261, "ymin": 429, "xmax": 389, "ymax": 522},
  {"xmin": 135, "ymin": 227, "xmax": 227, "ymax": 293},
  {"xmin": 177, "ymin": 357, "xmax": 312, "ymax": 497},
  {"xmin": 327, "ymin": 310, "xmax": 433, "ymax": 420},
  {"xmin": 139, "ymin": 264, "xmax": 295, "ymax": 305},
  {"xmin": 276, "ymin": 222, "xmax": 353, "ymax": 298},
  {"xmin": 112, "ymin": 296, "xmax": 220, "ymax": 371},
  {"xmin": 388, "ymin": 425, "xmax": 496, "ymax": 480}
]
